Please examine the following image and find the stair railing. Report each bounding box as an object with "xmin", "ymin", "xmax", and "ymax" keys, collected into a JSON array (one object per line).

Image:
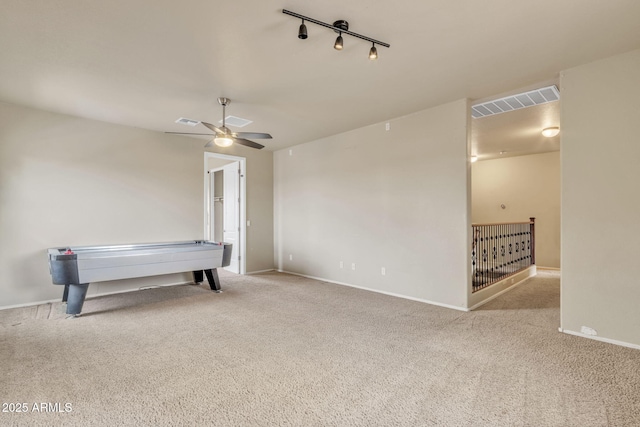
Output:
[{"xmin": 471, "ymin": 217, "xmax": 535, "ymax": 292}]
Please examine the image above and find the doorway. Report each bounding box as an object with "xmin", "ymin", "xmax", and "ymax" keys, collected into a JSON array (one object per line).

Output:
[{"xmin": 204, "ymin": 152, "xmax": 247, "ymax": 275}]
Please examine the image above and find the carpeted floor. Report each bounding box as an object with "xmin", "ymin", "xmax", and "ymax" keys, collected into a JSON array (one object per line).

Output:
[{"xmin": 1, "ymin": 270, "xmax": 639, "ymax": 426}]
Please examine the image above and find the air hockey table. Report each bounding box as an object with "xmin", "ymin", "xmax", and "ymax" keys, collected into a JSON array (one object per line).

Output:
[{"xmin": 48, "ymin": 240, "xmax": 232, "ymax": 316}]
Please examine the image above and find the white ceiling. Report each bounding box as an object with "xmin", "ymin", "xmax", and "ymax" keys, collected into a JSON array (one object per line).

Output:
[{"xmin": 1, "ymin": 1, "xmax": 640, "ymax": 154}]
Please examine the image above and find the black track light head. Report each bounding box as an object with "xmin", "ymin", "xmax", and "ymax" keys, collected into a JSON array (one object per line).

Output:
[
  {"xmin": 298, "ymin": 19, "xmax": 308, "ymax": 39},
  {"xmin": 334, "ymin": 32, "xmax": 344, "ymax": 50},
  {"xmin": 369, "ymin": 43, "xmax": 378, "ymax": 60}
]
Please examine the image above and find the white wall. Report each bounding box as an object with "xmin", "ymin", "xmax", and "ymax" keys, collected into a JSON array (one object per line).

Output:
[
  {"xmin": 274, "ymin": 100, "xmax": 470, "ymax": 309},
  {"xmin": 239, "ymin": 148, "xmax": 274, "ymax": 273},
  {"xmin": 0, "ymin": 101, "xmax": 273, "ymax": 308},
  {"xmin": 561, "ymin": 48, "xmax": 640, "ymax": 347},
  {"xmin": 472, "ymin": 152, "xmax": 560, "ymax": 268}
]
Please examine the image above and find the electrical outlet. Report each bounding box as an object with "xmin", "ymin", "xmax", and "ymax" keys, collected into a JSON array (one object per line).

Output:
[
  {"xmin": 381, "ymin": 267, "xmax": 386, "ymax": 276},
  {"xmin": 289, "ymin": 149, "xmax": 293, "ymax": 156},
  {"xmin": 351, "ymin": 263, "xmax": 356, "ymax": 271},
  {"xmin": 385, "ymin": 122, "xmax": 390, "ymax": 131},
  {"xmin": 289, "ymin": 254, "xmax": 293, "ymax": 261},
  {"xmin": 339, "ymin": 261, "xmax": 344, "ymax": 269},
  {"xmin": 247, "ymin": 220, "xmax": 251, "ymax": 227}
]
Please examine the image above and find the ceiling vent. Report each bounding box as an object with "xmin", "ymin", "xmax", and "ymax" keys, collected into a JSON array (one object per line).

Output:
[
  {"xmin": 471, "ymin": 85, "xmax": 560, "ymax": 118},
  {"xmin": 220, "ymin": 116, "xmax": 253, "ymax": 128},
  {"xmin": 175, "ymin": 117, "xmax": 200, "ymax": 126}
]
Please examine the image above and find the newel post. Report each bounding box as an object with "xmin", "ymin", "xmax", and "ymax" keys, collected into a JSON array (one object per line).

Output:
[{"xmin": 529, "ymin": 217, "xmax": 536, "ymax": 265}]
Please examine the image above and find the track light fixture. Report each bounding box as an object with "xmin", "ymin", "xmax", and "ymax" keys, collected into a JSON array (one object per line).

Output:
[
  {"xmin": 334, "ymin": 32, "xmax": 344, "ymax": 50},
  {"xmin": 283, "ymin": 9, "xmax": 390, "ymax": 59},
  {"xmin": 298, "ymin": 19, "xmax": 307, "ymax": 39},
  {"xmin": 369, "ymin": 43, "xmax": 378, "ymax": 60}
]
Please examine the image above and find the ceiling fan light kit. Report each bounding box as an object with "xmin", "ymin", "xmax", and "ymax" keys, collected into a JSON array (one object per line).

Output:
[
  {"xmin": 166, "ymin": 97, "xmax": 272, "ymax": 150},
  {"xmin": 214, "ymin": 136, "xmax": 234, "ymax": 147},
  {"xmin": 283, "ymin": 9, "xmax": 389, "ymax": 60}
]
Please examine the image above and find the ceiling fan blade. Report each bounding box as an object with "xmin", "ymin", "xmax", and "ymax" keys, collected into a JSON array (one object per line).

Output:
[
  {"xmin": 165, "ymin": 132, "xmax": 214, "ymax": 136},
  {"xmin": 204, "ymin": 140, "xmax": 214, "ymax": 148},
  {"xmin": 233, "ymin": 138, "xmax": 265, "ymax": 150},
  {"xmin": 232, "ymin": 132, "xmax": 273, "ymax": 139},
  {"xmin": 201, "ymin": 122, "xmax": 224, "ymax": 134}
]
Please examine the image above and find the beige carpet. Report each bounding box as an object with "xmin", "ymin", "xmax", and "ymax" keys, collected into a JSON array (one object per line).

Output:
[{"xmin": 1, "ymin": 270, "xmax": 639, "ymax": 426}]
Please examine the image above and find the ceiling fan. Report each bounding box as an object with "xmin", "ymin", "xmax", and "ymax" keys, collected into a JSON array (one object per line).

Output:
[{"xmin": 166, "ymin": 97, "xmax": 272, "ymax": 150}]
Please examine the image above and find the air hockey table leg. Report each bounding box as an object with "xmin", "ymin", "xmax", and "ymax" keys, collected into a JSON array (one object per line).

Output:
[
  {"xmin": 65, "ymin": 283, "xmax": 90, "ymax": 316},
  {"xmin": 204, "ymin": 268, "xmax": 222, "ymax": 292},
  {"xmin": 193, "ymin": 270, "xmax": 204, "ymax": 284}
]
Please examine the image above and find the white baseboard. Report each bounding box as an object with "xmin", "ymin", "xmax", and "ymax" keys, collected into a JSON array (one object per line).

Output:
[
  {"xmin": 1, "ymin": 298, "xmax": 61, "ymax": 311},
  {"xmin": 559, "ymin": 328, "xmax": 640, "ymax": 350},
  {"xmin": 467, "ymin": 266, "xmax": 536, "ymax": 310},
  {"xmin": 0, "ymin": 281, "xmax": 191, "ymax": 312},
  {"xmin": 277, "ymin": 270, "xmax": 469, "ymax": 312},
  {"xmin": 107, "ymin": 281, "xmax": 192, "ymax": 294},
  {"xmin": 245, "ymin": 269, "xmax": 276, "ymax": 275},
  {"xmin": 537, "ymin": 266, "xmax": 560, "ymax": 271},
  {"xmin": 468, "ymin": 274, "xmax": 533, "ymax": 311}
]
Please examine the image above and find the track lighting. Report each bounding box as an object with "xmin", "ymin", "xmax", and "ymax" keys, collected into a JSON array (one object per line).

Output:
[
  {"xmin": 369, "ymin": 43, "xmax": 378, "ymax": 60},
  {"xmin": 334, "ymin": 32, "xmax": 343, "ymax": 50},
  {"xmin": 283, "ymin": 9, "xmax": 389, "ymax": 59},
  {"xmin": 298, "ymin": 19, "xmax": 307, "ymax": 39}
]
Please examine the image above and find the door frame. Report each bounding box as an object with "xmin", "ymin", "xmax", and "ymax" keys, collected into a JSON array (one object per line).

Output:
[{"xmin": 204, "ymin": 152, "xmax": 247, "ymax": 275}]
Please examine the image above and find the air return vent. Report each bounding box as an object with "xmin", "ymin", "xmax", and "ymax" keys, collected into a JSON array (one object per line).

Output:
[
  {"xmin": 471, "ymin": 85, "xmax": 560, "ymax": 118},
  {"xmin": 219, "ymin": 116, "xmax": 253, "ymax": 128},
  {"xmin": 175, "ymin": 117, "xmax": 200, "ymax": 126}
]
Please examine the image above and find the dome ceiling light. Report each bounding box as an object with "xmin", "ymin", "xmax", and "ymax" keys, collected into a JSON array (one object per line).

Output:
[{"xmin": 542, "ymin": 127, "xmax": 560, "ymax": 137}]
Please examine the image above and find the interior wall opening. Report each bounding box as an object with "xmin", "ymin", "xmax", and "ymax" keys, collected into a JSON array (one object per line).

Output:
[
  {"xmin": 204, "ymin": 152, "xmax": 247, "ymax": 275},
  {"xmin": 469, "ymin": 80, "xmax": 561, "ymax": 309}
]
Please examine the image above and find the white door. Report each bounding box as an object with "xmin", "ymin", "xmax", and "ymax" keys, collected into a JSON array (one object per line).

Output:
[
  {"xmin": 208, "ymin": 171, "xmax": 216, "ymax": 241},
  {"xmin": 223, "ymin": 162, "xmax": 240, "ymax": 273},
  {"xmin": 209, "ymin": 170, "xmax": 224, "ymax": 243}
]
